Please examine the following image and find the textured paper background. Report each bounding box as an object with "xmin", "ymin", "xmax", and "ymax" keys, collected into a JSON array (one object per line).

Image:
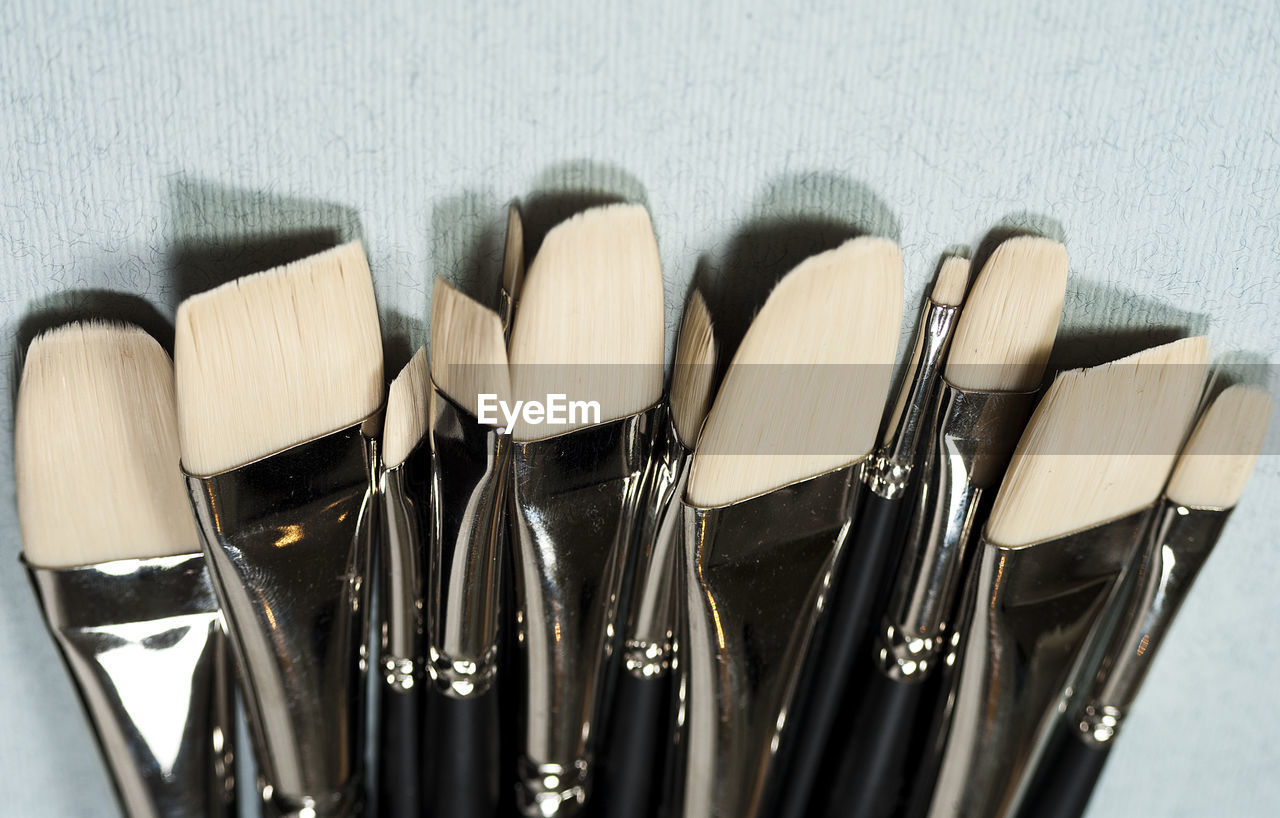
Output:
[{"xmin": 2, "ymin": 1, "xmax": 1277, "ymax": 815}]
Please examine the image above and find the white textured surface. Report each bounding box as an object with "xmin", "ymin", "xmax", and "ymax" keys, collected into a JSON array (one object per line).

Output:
[{"xmin": 2, "ymin": 2, "xmax": 1277, "ymax": 815}]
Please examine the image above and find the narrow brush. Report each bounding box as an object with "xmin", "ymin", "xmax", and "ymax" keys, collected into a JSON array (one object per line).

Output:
[
  {"xmin": 505, "ymin": 203, "xmax": 665, "ymax": 816},
  {"xmin": 500, "ymin": 201, "xmax": 526, "ymax": 336},
  {"xmin": 1015, "ymin": 384, "xmax": 1271, "ymax": 818},
  {"xmin": 680, "ymin": 236, "xmax": 903, "ymax": 818},
  {"xmin": 176, "ymin": 241, "xmax": 384, "ymax": 818},
  {"xmin": 17, "ymin": 322, "xmax": 237, "ymax": 818},
  {"xmin": 920, "ymin": 336, "xmax": 1209, "ymax": 818}
]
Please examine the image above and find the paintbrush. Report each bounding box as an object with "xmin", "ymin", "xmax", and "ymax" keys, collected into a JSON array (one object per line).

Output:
[
  {"xmin": 679, "ymin": 236, "xmax": 903, "ymax": 818},
  {"xmin": 421, "ymin": 279, "xmax": 512, "ymax": 818},
  {"xmin": 1015, "ymin": 384, "xmax": 1271, "ymax": 818},
  {"xmin": 500, "ymin": 201, "xmax": 526, "ymax": 337},
  {"xmin": 778, "ymin": 252, "xmax": 970, "ymax": 818},
  {"xmin": 917, "ymin": 336, "xmax": 1209, "ymax": 818},
  {"xmin": 594, "ymin": 289, "xmax": 717, "ymax": 818},
  {"xmin": 505, "ymin": 203, "xmax": 665, "ymax": 816},
  {"xmin": 818, "ymin": 236, "xmax": 1068, "ymax": 818},
  {"xmin": 16, "ymin": 321, "xmax": 237, "ymax": 818},
  {"xmin": 175, "ymin": 241, "xmax": 384, "ymax": 818}
]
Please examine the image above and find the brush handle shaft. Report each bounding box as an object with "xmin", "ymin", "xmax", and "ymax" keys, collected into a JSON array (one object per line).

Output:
[
  {"xmin": 593, "ymin": 671, "xmax": 672, "ymax": 818},
  {"xmin": 1015, "ymin": 719, "xmax": 1111, "ymax": 818},
  {"xmin": 823, "ymin": 671, "xmax": 924, "ymax": 818},
  {"xmin": 425, "ymin": 689, "xmax": 501, "ymax": 818},
  {"xmin": 378, "ymin": 686, "xmax": 422, "ymax": 818}
]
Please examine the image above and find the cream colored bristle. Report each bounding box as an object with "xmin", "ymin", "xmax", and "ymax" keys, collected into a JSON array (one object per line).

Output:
[
  {"xmin": 174, "ymin": 241, "xmax": 384, "ymax": 475},
  {"xmin": 383, "ymin": 346, "xmax": 430, "ymax": 469},
  {"xmin": 945, "ymin": 237, "xmax": 1068, "ymax": 391},
  {"xmin": 502, "ymin": 202, "xmax": 525, "ymax": 303},
  {"xmin": 930, "ymin": 255, "xmax": 971, "ymax": 307},
  {"xmin": 508, "ymin": 203, "xmax": 665, "ymax": 440},
  {"xmin": 670, "ymin": 291, "xmax": 717, "ymax": 447},
  {"xmin": 1166, "ymin": 385, "xmax": 1271, "ymax": 509},
  {"xmin": 687, "ymin": 237, "xmax": 904, "ymax": 507},
  {"xmin": 16, "ymin": 322, "xmax": 199, "ymax": 568},
  {"xmin": 986, "ymin": 336, "xmax": 1210, "ymax": 547},
  {"xmin": 430, "ymin": 278, "xmax": 511, "ymax": 418}
]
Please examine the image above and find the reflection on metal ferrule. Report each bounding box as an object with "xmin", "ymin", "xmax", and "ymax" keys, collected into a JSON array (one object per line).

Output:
[
  {"xmin": 509, "ymin": 407, "xmax": 659, "ymax": 816},
  {"xmin": 28, "ymin": 554, "xmax": 238, "ymax": 818},
  {"xmin": 681, "ymin": 464, "xmax": 861, "ymax": 818},
  {"xmin": 428, "ymin": 644, "xmax": 499, "ymax": 698},
  {"xmin": 378, "ymin": 442, "xmax": 429, "ymax": 693},
  {"xmin": 186, "ymin": 420, "xmax": 378, "ymax": 818}
]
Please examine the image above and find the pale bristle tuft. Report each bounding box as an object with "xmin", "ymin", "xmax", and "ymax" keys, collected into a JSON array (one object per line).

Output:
[
  {"xmin": 670, "ymin": 290, "xmax": 717, "ymax": 447},
  {"xmin": 174, "ymin": 241, "xmax": 384, "ymax": 475},
  {"xmin": 1166, "ymin": 385, "xmax": 1271, "ymax": 509},
  {"xmin": 688, "ymin": 237, "xmax": 904, "ymax": 507},
  {"xmin": 502, "ymin": 202, "xmax": 525, "ymax": 302},
  {"xmin": 508, "ymin": 203, "xmax": 665, "ymax": 440},
  {"xmin": 383, "ymin": 346, "xmax": 431, "ymax": 468},
  {"xmin": 430, "ymin": 278, "xmax": 511, "ymax": 417},
  {"xmin": 945, "ymin": 236, "xmax": 1068, "ymax": 391},
  {"xmin": 986, "ymin": 336, "xmax": 1209, "ymax": 547},
  {"xmin": 16, "ymin": 322, "xmax": 200, "ymax": 568},
  {"xmin": 930, "ymin": 255, "xmax": 972, "ymax": 307}
]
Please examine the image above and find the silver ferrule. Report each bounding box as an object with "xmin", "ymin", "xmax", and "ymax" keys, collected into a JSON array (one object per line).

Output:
[
  {"xmin": 622, "ymin": 410, "xmax": 690, "ymax": 679},
  {"xmin": 186, "ymin": 420, "xmax": 379, "ymax": 818},
  {"xmin": 426, "ymin": 385, "xmax": 509, "ymax": 698},
  {"xmin": 378, "ymin": 441, "xmax": 428, "ymax": 692},
  {"xmin": 681, "ymin": 464, "xmax": 862, "ymax": 818},
  {"xmin": 924, "ymin": 509, "xmax": 1152, "ymax": 818},
  {"xmin": 866, "ymin": 299, "xmax": 961, "ymax": 499},
  {"xmin": 1071, "ymin": 501, "xmax": 1230, "ymax": 746},
  {"xmin": 876, "ymin": 383, "xmax": 1037, "ymax": 682},
  {"xmin": 509, "ymin": 407, "xmax": 661, "ymax": 816},
  {"xmin": 27, "ymin": 554, "xmax": 237, "ymax": 818}
]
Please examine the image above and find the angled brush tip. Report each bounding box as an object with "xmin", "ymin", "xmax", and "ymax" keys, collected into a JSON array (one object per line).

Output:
[
  {"xmin": 930, "ymin": 255, "xmax": 972, "ymax": 307},
  {"xmin": 1166, "ymin": 385, "xmax": 1271, "ymax": 509},
  {"xmin": 670, "ymin": 290, "xmax": 717, "ymax": 447},
  {"xmin": 383, "ymin": 346, "xmax": 431, "ymax": 469},
  {"xmin": 429, "ymin": 278, "xmax": 511, "ymax": 419}
]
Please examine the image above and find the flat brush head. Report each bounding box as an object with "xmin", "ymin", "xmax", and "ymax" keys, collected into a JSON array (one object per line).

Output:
[
  {"xmin": 383, "ymin": 346, "xmax": 430, "ymax": 469},
  {"xmin": 670, "ymin": 290, "xmax": 717, "ymax": 448},
  {"xmin": 688, "ymin": 237, "xmax": 904, "ymax": 507},
  {"xmin": 508, "ymin": 203, "xmax": 665, "ymax": 440},
  {"xmin": 1166, "ymin": 385, "xmax": 1272, "ymax": 509},
  {"xmin": 945, "ymin": 236, "xmax": 1068, "ymax": 392},
  {"xmin": 986, "ymin": 336, "xmax": 1209, "ymax": 547},
  {"xmin": 430, "ymin": 278, "xmax": 512, "ymax": 417},
  {"xmin": 16, "ymin": 322, "xmax": 199, "ymax": 568},
  {"xmin": 174, "ymin": 241, "xmax": 384, "ymax": 476},
  {"xmin": 930, "ymin": 254, "xmax": 972, "ymax": 307}
]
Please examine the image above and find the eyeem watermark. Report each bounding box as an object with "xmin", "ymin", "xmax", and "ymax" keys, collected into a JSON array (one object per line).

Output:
[{"xmin": 477, "ymin": 393, "xmax": 601, "ymax": 431}]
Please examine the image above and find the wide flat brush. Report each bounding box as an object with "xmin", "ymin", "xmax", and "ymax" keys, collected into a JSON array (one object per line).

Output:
[
  {"xmin": 680, "ymin": 237, "xmax": 903, "ymax": 818},
  {"xmin": 16, "ymin": 322, "xmax": 237, "ymax": 818},
  {"xmin": 919, "ymin": 336, "xmax": 1209, "ymax": 818},
  {"xmin": 506, "ymin": 203, "xmax": 665, "ymax": 816},
  {"xmin": 175, "ymin": 241, "xmax": 384, "ymax": 818},
  {"xmin": 1015, "ymin": 384, "xmax": 1271, "ymax": 818}
]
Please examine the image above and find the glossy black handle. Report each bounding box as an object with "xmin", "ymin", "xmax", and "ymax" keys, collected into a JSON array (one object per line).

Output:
[
  {"xmin": 424, "ymin": 689, "xmax": 501, "ymax": 818},
  {"xmin": 378, "ymin": 685, "xmax": 423, "ymax": 818},
  {"xmin": 1015, "ymin": 719, "xmax": 1112, "ymax": 818},
  {"xmin": 591, "ymin": 670, "xmax": 672, "ymax": 818}
]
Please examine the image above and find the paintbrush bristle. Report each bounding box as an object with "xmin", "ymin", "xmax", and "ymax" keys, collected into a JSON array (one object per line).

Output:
[
  {"xmin": 430, "ymin": 278, "xmax": 511, "ymax": 417},
  {"xmin": 508, "ymin": 203, "xmax": 665, "ymax": 440},
  {"xmin": 16, "ymin": 322, "xmax": 199, "ymax": 568},
  {"xmin": 687, "ymin": 237, "xmax": 904, "ymax": 507},
  {"xmin": 945, "ymin": 236, "xmax": 1068, "ymax": 391},
  {"xmin": 383, "ymin": 346, "xmax": 431, "ymax": 469},
  {"xmin": 670, "ymin": 290, "xmax": 717, "ymax": 448},
  {"xmin": 986, "ymin": 336, "xmax": 1209, "ymax": 547},
  {"xmin": 1166, "ymin": 385, "xmax": 1271, "ymax": 509},
  {"xmin": 174, "ymin": 241, "xmax": 384, "ymax": 475},
  {"xmin": 930, "ymin": 254, "xmax": 972, "ymax": 307},
  {"xmin": 502, "ymin": 202, "xmax": 525, "ymax": 303}
]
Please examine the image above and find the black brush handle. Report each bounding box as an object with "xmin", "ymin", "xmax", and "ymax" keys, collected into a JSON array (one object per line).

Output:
[
  {"xmin": 1015, "ymin": 719, "xmax": 1111, "ymax": 818},
  {"xmin": 378, "ymin": 685, "xmax": 423, "ymax": 818},
  {"xmin": 774, "ymin": 492, "xmax": 904, "ymax": 818},
  {"xmin": 823, "ymin": 671, "xmax": 924, "ymax": 818},
  {"xmin": 592, "ymin": 670, "xmax": 672, "ymax": 818},
  {"xmin": 425, "ymin": 689, "xmax": 501, "ymax": 818}
]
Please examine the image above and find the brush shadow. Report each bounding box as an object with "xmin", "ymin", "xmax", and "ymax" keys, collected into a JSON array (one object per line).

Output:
[
  {"xmin": 429, "ymin": 190, "xmax": 507, "ymax": 312},
  {"xmin": 521, "ymin": 160, "xmax": 650, "ymax": 264}
]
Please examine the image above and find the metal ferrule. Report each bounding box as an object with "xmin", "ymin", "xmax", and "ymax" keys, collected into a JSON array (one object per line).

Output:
[
  {"xmin": 27, "ymin": 554, "xmax": 237, "ymax": 818},
  {"xmin": 509, "ymin": 407, "xmax": 660, "ymax": 817},
  {"xmin": 866, "ymin": 299, "xmax": 961, "ymax": 499},
  {"xmin": 924, "ymin": 509, "xmax": 1152, "ymax": 818},
  {"xmin": 681, "ymin": 464, "xmax": 862, "ymax": 818},
  {"xmin": 875, "ymin": 382, "xmax": 1037, "ymax": 683},
  {"xmin": 622, "ymin": 409, "xmax": 690, "ymax": 679},
  {"xmin": 185, "ymin": 420, "xmax": 379, "ymax": 818},
  {"xmin": 1071, "ymin": 501, "xmax": 1230, "ymax": 746},
  {"xmin": 426, "ymin": 385, "xmax": 510, "ymax": 698},
  {"xmin": 378, "ymin": 439, "xmax": 429, "ymax": 692}
]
